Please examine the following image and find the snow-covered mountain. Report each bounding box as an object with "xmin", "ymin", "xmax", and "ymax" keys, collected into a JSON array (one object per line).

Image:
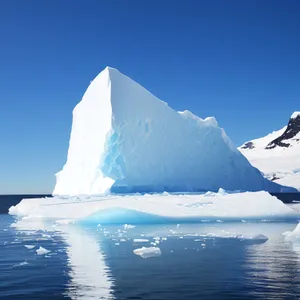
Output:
[
  {"xmin": 53, "ymin": 67, "xmax": 292, "ymax": 195},
  {"xmin": 240, "ymin": 112, "xmax": 300, "ymax": 190}
]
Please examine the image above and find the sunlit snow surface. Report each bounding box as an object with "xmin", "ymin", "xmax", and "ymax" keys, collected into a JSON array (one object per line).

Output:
[{"xmin": 9, "ymin": 191, "xmax": 300, "ymax": 224}]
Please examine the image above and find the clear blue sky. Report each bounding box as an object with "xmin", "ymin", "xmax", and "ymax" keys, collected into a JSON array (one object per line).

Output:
[{"xmin": 0, "ymin": 0, "xmax": 299, "ymax": 194}]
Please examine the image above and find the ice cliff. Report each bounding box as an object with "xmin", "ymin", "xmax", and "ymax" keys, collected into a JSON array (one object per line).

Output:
[{"xmin": 53, "ymin": 67, "xmax": 290, "ymax": 195}]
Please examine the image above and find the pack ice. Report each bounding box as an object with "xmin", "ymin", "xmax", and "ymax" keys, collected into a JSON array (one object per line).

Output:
[{"xmin": 53, "ymin": 67, "xmax": 290, "ymax": 195}]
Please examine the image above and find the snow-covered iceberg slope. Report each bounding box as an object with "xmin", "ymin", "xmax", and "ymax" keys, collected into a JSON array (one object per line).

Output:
[
  {"xmin": 240, "ymin": 112, "xmax": 300, "ymax": 190},
  {"xmin": 9, "ymin": 192, "xmax": 299, "ymax": 224},
  {"xmin": 54, "ymin": 67, "xmax": 290, "ymax": 195}
]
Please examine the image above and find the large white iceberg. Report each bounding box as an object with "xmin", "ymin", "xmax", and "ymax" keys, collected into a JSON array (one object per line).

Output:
[{"xmin": 53, "ymin": 67, "xmax": 289, "ymax": 195}]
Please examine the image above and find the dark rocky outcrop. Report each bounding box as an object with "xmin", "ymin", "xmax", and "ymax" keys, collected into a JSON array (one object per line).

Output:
[{"xmin": 241, "ymin": 141, "xmax": 255, "ymax": 149}]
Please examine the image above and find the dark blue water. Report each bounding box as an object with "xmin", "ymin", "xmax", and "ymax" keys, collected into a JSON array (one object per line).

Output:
[{"xmin": 1, "ymin": 195, "xmax": 300, "ymax": 299}]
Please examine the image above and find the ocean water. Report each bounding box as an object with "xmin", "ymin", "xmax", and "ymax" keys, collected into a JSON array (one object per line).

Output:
[{"xmin": 1, "ymin": 195, "xmax": 300, "ymax": 299}]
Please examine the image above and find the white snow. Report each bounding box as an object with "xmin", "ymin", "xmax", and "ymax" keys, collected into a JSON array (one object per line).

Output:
[
  {"xmin": 291, "ymin": 111, "xmax": 300, "ymax": 119},
  {"xmin": 275, "ymin": 173, "xmax": 300, "ymax": 191},
  {"xmin": 53, "ymin": 66, "xmax": 287, "ymax": 195},
  {"xmin": 36, "ymin": 246, "xmax": 50, "ymax": 255},
  {"xmin": 9, "ymin": 192, "xmax": 299, "ymax": 224},
  {"xmin": 133, "ymin": 247, "xmax": 161, "ymax": 258}
]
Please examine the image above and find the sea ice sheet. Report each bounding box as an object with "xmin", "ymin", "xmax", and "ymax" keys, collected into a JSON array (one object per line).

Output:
[{"xmin": 9, "ymin": 191, "xmax": 300, "ymax": 224}]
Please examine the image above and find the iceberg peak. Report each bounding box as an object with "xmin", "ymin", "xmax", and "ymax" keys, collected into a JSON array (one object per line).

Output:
[{"xmin": 53, "ymin": 67, "xmax": 290, "ymax": 195}]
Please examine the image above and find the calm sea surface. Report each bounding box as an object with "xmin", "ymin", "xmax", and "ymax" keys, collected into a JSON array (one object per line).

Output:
[{"xmin": 1, "ymin": 195, "xmax": 300, "ymax": 299}]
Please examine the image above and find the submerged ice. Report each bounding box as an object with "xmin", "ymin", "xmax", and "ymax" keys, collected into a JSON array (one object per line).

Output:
[{"xmin": 53, "ymin": 67, "xmax": 290, "ymax": 195}]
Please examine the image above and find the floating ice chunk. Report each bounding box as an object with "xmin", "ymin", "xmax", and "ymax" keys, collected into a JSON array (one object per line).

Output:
[
  {"xmin": 133, "ymin": 239, "xmax": 149, "ymax": 243},
  {"xmin": 24, "ymin": 245, "xmax": 35, "ymax": 249},
  {"xmin": 14, "ymin": 261, "xmax": 29, "ymax": 267},
  {"xmin": 133, "ymin": 247, "xmax": 161, "ymax": 258},
  {"xmin": 124, "ymin": 224, "xmax": 136, "ymax": 229},
  {"xmin": 36, "ymin": 246, "xmax": 50, "ymax": 255}
]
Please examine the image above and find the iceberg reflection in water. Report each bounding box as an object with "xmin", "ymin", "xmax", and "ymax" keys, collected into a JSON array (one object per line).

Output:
[
  {"xmin": 6, "ymin": 215, "xmax": 300, "ymax": 299},
  {"xmin": 63, "ymin": 227, "xmax": 113, "ymax": 300}
]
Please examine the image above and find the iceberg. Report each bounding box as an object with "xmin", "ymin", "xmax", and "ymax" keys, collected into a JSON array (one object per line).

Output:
[{"xmin": 53, "ymin": 66, "xmax": 289, "ymax": 195}]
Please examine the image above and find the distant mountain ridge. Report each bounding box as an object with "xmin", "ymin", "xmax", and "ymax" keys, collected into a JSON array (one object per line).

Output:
[
  {"xmin": 266, "ymin": 113, "xmax": 300, "ymax": 149},
  {"xmin": 241, "ymin": 112, "xmax": 300, "ymax": 150},
  {"xmin": 239, "ymin": 112, "xmax": 300, "ymax": 191}
]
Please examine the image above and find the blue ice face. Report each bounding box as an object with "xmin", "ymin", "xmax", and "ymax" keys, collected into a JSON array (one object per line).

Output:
[{"xmin": 100, "ymin": 130, "xmax": 126, "ymax": 180}]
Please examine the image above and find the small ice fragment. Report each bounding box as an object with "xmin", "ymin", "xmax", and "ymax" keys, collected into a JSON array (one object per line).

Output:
[
  {"xmin": 133, "ymin": 239, "xmax": 149, "ymax": 243},
  {"xmin": 201, "ymin": 243, "xmax": 206, "ymax": 247},
  {"xmin": 176, "ymin": 224, "xmax": 180, "ymax": 228},
  {"xmin": 194, "ymin": 239, "xmax": 201, "ymax": 242},
  {"xmin": 120, "ymin": 238, "xmax": 126, "ymax": 242},
  {"xmin": 133, "ymin": 247, "xmax": 161, "ymax": 258},
  {"xmin": 124, "ymin": 224, "xmax": 135, "ymax": 229},
  {"xmin": 36, "ymin": 246, "xmax": 50, "ymax": 255},
  {"xmin": 25, "ymin": 245, "xmax": 35, "ymax": 249},
  {"xmin": 14, "ymin": 261, "xmax": 29, "ymax": 267},
  {"xmin": 115, "ymin": 242, "xmax": 120, "ymax": 246},
  {"xmin": 162, "ymin": 191, "xmax": 169, "ymax": 196},
  {"xmin": 162, "ymin": 237, "xmax": 167, "ymax": 241}
]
